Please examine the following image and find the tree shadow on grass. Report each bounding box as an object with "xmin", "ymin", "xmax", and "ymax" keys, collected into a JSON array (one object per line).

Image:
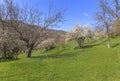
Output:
[
  {"xmin": 0, "ymin": 58, "xmax": 20, "ymax": 63},
  {"xmin": 112, "ymin": 43, "xmax": 120, "ymax": 48},
  {"xmin": 45, "ymin": 48, "xmax": 66, "ymax": 54},
  {"xmin": 74, "ymin": 43, "xmax": 101, "ymax": 49},
  {"xmin": 74, "ymin": 39, "xmax": 108, "ymax": 50},
  {"xmin": 83, "ymin": 44, "xmax": 100, "ymax": 48},
  {"xmin": 0, "ymin": 72, "xmax": 26, "ymax": 78},
  {"xmin": 99, "ymin": 39, "xmax": 107, "ymax": 44},
  {"xmin": 31, "ymin": 52, "xmax": 80, "ymax": 59},
  {"xmin": 88, "ymin": 39, "xmax": 98, "ymax": 44}
]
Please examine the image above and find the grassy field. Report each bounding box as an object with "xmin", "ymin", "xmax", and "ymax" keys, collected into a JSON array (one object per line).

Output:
[{"xmin": 1, "ymin": 37, "xmax": 120, "ymax": 81}]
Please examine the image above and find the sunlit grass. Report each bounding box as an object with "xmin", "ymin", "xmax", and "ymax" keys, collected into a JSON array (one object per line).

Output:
[{"xmin": 0, "ymin": 37, "xmax": 120, "ymax": 81}]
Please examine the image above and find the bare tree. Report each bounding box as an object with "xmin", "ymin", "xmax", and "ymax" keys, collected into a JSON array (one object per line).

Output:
[
  {"xmin": 96, "ymin": 0, "xmax": 120, "ymax": 48},
  {"xmin": 0, "ymin": 0, "xmax": 24, "ymax": 59},
  {"xmin": 95, "ymin": 0, "xmax": 112, "ymax": 48},
  {"xmin": 0, "ymin": 0, "xmax": 64, "ymax": 58},
  {"xmin": 8, "ymin": 0, "xmax": 64, "ymax": 58},
  {"xmin": 110, "ymin": 0, "xmax": 120, "ymax": 36}
]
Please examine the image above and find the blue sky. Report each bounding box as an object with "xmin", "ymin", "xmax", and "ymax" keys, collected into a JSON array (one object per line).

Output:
[{"xmin": 1, "ymin": 0, "xmax": 99, "ymax": 31}]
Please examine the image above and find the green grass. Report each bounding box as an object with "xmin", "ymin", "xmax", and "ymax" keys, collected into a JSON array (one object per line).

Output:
[{"xmin": 1, "ymin": 37, "xmax": 120, "ymax": 81}]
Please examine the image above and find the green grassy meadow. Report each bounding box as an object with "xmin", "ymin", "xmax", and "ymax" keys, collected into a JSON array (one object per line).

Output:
[{"xmin": 1, "ymin": 37, "xmax": 120, "ymax": 81}]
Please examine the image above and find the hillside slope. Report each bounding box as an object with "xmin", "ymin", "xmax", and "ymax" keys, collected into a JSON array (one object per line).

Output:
[{"xmin": 0, "ymin": 37, "xmax": 120, "ymax": 81}]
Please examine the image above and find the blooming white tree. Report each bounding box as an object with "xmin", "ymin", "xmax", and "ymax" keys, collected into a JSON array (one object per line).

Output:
[
  {"xmin": 39, "ymin": 38, "xmax": 55, "ymax": 51},
  {"xmin": 94, "ymin": 27, "xmax": 105, "ymax": 39},
  {"xmin": 66, "ymin": 24, "xmax": 86, "ymax": 48},
  {"xmin": 84, "ymin": 24, "xmax": 94, "ymax": 41}
]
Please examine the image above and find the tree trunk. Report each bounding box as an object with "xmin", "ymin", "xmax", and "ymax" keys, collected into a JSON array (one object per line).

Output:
[
  {"xmin": 81, "ymin": 38, "xmax": 84, "ymax": 48},
  {"xmin": 2, "ymin": 43, "xmax": 7, "ymax": 59},
  {"xmin": 77, "ymin": 39, "xmax": 81, "ymax": 48},
  {"xmin": 77, "ymin": 38, "xmax": 84, "ymax": 48},
  {"xmin": 106, "ymin": 23, "xmax": 110, "ymax": 48},
  {"xmin": 107, "ymin": 35, "xmax": 110, "ymax": 48},
  {"xmin": 26, "ymin": 46, "xmax": 33, "ymax": 58}
]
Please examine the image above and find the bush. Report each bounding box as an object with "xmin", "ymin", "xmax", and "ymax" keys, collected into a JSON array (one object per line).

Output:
[
  {"xmin": 94, "ymin": 28, "xmax": 105, "ymax": 39},
  {"xmin": 0, "ymin": 39, "xmax": 25, "ymax": 59},
  {"xmin": 39, "ymin": 38, "xmax": 55, "ymax": 51},
  {"xmin": 0, "ymin": 25, "xmax": 26, "ymax": 59}
]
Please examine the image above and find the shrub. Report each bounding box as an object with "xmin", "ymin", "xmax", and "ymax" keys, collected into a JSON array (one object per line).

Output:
[
  {"xmin": 0, "ymin": 39, "xmax": 25, "ymax": 59},
  {"xmin": 94, "ymin": 28, "xmax": 105, "ymax": 39},
  {"xmin": 39, "ymin": 38, "xmax": 55, "ymax": 51}
]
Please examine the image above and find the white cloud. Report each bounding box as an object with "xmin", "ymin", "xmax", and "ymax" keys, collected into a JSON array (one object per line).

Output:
[{"xmin": 84, "ymin": 13, "xmax": 88, "ymax": 16}]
